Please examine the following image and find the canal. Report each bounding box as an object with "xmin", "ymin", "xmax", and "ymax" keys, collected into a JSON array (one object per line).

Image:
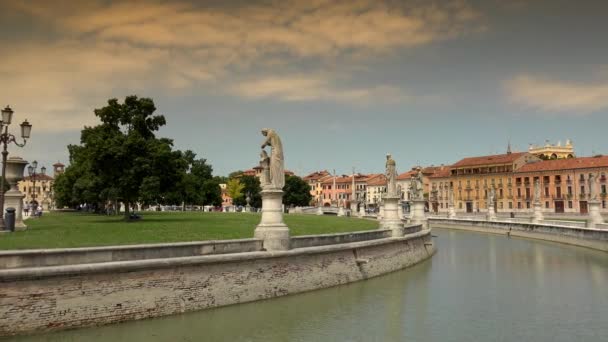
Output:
[{"xmin": 6, "ymin": 228, "xmax": 608, "ymax": 342}]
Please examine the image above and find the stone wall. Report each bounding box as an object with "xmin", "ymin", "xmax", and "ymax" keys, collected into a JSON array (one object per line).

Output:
[
  {"xmin": 429, "ymin": 218, "xmax": 608, "ymax": 252},
  {"xmin": 0, "ymin": 239, "xmax": 263, "ymax": 269},
  {"xmin": 0, "ymin": 228, "xmax": 434, "ymax": 336}
]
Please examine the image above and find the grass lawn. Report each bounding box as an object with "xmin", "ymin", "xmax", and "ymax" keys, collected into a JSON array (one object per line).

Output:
[{"xmin": 0, "ymin": 211, "xmax": 379, "ymax": 250}]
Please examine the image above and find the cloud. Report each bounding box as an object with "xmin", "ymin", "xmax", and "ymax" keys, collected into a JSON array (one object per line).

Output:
[
  {"xmin": 231, "ymin": 75, "xmax": 410, "ymax": 104},
  {"xmin": 0, "ymin": 0, "xmax": 484, "ymax": 133},
  {"xmin": 505, "ymin": 74, "xmax": 608, "ymax": 114}
]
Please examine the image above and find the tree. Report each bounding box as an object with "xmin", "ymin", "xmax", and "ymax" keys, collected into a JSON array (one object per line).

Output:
[
  {"xmin": 226, "ymin": 178, "xmax": 245, "ymax": 204},
  {"xmin": 283, "ymin": 175, "xmax": 312, "ymax": 207},
  {"xmin": 233, "ymin": 175, "xmax": 262, "ymax": 208}
]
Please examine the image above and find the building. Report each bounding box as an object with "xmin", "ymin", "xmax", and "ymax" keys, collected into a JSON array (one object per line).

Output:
[
  {"xmin": 514, "ymin": 156, "xmax": 608, "ymax": 214},
  {"xmin": 302, "ymin": 170, "xmax": 331, "ymax": 204},
  {"xmin": 428, "ymin": 144, "xmax": 608, "ymax": 214},
  {"xmin": 19, "ymin": 162, "xmax": 65, "ymax": 210},
  {"xmin": 365, "ymin": 174, "xmax": 386, "ymax": 207},
  {"xmin": 528, "ymin": 139, "xmax": 575, "ymax": 160}
]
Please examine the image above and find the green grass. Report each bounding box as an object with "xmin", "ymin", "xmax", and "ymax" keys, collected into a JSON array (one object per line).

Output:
[{"xmin": 0, "ymin": 211, "xmax": 379, "ymax": 250}]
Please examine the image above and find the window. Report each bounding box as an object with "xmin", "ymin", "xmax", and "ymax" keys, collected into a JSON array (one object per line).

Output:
[
  {"xmin": 602, "ymin": 185, "xmax": 607, "ymax": 194},
  {"xmin": 545, "ymin": 201, "xmax": 549, "ymax": 208},
  {"xmin": 517, "ymin": 202, "xmax": 522, "ymax": 209},
  {"xmin": 508, "ymin": 202, "xmax": 513, "ymax": 209},
  {"xmin": 544, "ymin": 188, "xmax": 549, "ymax": 197},
  {"xmin": 568, "ymin": 186, "xmax": 572, "ymax": 195},
  {"xmin": 568, "ymin": 201, "xmax": 573, "ymax": 209},
  {"xmin": 581, "ymin": 186, "xmax": 585, "ymax": 195}
]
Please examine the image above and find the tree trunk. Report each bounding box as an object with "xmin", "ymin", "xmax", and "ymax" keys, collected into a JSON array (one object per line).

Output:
[{"xmin": 124, "ymin": 201, "xmax": 130, "ymax": 220}]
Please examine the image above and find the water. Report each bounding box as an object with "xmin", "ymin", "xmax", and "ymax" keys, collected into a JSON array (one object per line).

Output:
[{"xmin": 6, "ymin": 229, "xmax": 608, "ymax": 342}]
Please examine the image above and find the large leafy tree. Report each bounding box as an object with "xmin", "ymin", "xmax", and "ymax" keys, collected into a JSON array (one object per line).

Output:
[
  {"xmin": 55, "ymin": 96, "xmax": 192, "ymax": 219},
  {"xmin": 283, "ymin": 175, "xmax": 312, "ymax": 207},
  {"xmin": 226, "ymin": 178, "xmax": 245, "ymax": 204}
]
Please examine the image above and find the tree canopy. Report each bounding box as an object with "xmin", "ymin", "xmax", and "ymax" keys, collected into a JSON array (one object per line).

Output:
[
  {"xmin": 53, "ymin": 96, "xmax": 222, "ymax": 218},
  {"xmin": 283, "ymin": 175, "xmax": 312, "ymax": 207}
]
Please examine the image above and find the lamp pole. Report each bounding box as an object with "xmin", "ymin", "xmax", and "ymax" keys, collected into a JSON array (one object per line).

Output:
[
  {"xmin": 27, "ymin": 161, "xmax": 46, "ymax": 207},
  {"xmin": 0, "ymin": 106, "xmax": 32, "ymax": 230}
]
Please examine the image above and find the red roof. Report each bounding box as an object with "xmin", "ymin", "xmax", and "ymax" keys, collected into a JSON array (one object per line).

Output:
[
  {"xmin": 23, "ymin": 174, "xmax": 54, "ymax": 181},
  {"xmin": 451, "ymin": 152, "xmax": 527, "ymax": 168},
  {"xmin": 516, "ymin": 156, "xmax": 608, "ymax": 173},
  {"xmin": 367, "ymin": 175, "xmax": 387, "ymax": 186},
  {"xmin": 303, "ymin": 170, "xmax": 330, "ymax": 181},
  {"xmin": 429, "ymin": 168, "xmax": 452, "ymax": 178},
  {"xmin": 397, "ymin": 170, "xmax": 416, "ymax": 180}
]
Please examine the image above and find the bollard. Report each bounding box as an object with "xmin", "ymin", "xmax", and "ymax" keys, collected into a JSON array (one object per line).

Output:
[{"xmin": 5, "ymin": 207, "xmax": 16, "ymax": 232}]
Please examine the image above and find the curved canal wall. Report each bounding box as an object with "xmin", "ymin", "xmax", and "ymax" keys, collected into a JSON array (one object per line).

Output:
[
  {"xmin": 0, "ymin": 227, "xmax": 435, "ymax": 336},
  {"xmin": 429, "ymin": 218, "xmax": 608, "ymax": 252}
]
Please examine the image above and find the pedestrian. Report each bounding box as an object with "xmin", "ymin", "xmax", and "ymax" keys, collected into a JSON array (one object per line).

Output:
[
  {"xmin": 37, "ymin": 205, "xmax": 43, "ymax": 218},
  {"xmin": 23, "ymin": 205, "xmax": 29, "ymax": 217}
]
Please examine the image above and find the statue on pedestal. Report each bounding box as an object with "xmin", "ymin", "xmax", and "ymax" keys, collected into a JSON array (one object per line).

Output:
[
  {"xmin": 261, "ymin": 128, "xmax": 284, "ymax": 190},
  {"xmin": 385, "ymin": 154, "xmax": 397, "ymax": 197},
  {"xmin": 589, "ymin": 173, "xmax": 597, "ymax": 200},
  {"xmin": 409, "ymin": 167, "xmax": 424, "ymax": 201},
  {"xmin": 534, "ymin": 179, "xmax": 541, "ymax": 204},
  {"xmin": 487, "ymin": 187, "xmax": 495, "ymax": 208}
]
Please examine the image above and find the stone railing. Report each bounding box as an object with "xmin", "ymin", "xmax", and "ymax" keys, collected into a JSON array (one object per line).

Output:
[
  {"xmin": 0, "ymin": 225, "xmax": 434, "ymax": 337},
  {"xmin": 429, "ymin": 217, "xmax": 608, "ymax": 252}
]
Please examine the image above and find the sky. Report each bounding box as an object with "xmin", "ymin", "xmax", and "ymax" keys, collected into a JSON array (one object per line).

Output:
[{"xmin": 1, "ymin": 0, "xmax": 607, "ymax": 177}]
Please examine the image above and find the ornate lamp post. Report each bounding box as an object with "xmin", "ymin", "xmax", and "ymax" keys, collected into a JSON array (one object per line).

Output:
[
  {"xmin": 0, "ymin": 106, "xmax": 32, "ymax": 230},
  {"xmin": 27, "ymin": 161, "xmax": 46, "ymax": 205}
]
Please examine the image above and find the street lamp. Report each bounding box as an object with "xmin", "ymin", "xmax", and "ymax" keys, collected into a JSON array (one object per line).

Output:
[
  {"xmin": 27, "ymin": 161, "xmax": 45, "ymax": 206},
  {"xmin": 0, "ymin": 106, "xmax": 32, "ymax": 230}
]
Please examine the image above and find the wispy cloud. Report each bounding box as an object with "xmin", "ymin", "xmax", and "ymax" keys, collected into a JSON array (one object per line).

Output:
[
  {"xmin": 1, "ymin": 0, "xmax": 485, "ymax": 132},
  {"xmin": 231, "ymin": 75, "xmax": 410, "ymax": 104},
  {"xmin": 505, "ymin": 74, "xmax": 608, "ymax": 114}
]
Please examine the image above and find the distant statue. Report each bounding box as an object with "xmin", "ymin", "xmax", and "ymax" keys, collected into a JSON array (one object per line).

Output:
[
  {"xmin": 385, "ymin": 154, "xmax": 397, "ymax": 197},
  {"xmin": 534, "ymin": 179, "xmax": 541, "ymax": 203},
  {"xmin": 487, "ymin": 187, "xmax": 495, "ymax": 208},
  {"xmin": 260, "ymin": 128, "xmax": 285, "ymax": 189},
  {"xmin": 448, "ymin": 184, "xmax": 454, "ymax": 207},
  {"xmin": 409, "ymin": 167, "xmax": 424, "ymax": 201},
  {"xmin": 589, "ymin": 173, "xmax": 597, "ymax": 200},
  {"xmin": 259, "ymin": 149, "xmax": 271, "ymax": 189}
]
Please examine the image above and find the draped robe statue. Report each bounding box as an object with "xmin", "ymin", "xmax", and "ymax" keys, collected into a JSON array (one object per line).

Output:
[
  {"xmin": 385, "ymin": 154, "xmax": 397, "ymax": 197},
  {"xmin": 589, "ymin": 173, "xmax": 597, "ymax": 200},
  {"xmin": 534, "ymin": 179, "xmax": 541, "ymax": 203},
  {"xmin": 261, "ymin": 129, "xmax": 285, "ymax": 190}
]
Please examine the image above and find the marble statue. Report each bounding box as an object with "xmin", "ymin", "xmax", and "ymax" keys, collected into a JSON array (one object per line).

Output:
[
  {"xmin": 385, "ymin": 154, "xmax": 397, "ymax": 197},
  {"xmin": 410, "ymin": 167, "xmax": 424, "ymax": 201},
  {"xmin": 259, "ymin": 149, "xmax": 271, "ymax": 189},
  {"xmin": 261, "ymin": 128, "xmax": 285, "ymax": 189},
  {"xmin": 448, "ymin": 184, "xmax": 454, "ymax": 206},
  {"xmin": 487, "ymin": 187, "xmax": 495, "ymax": 208},
  {"xmin": 534, "ymin": 178, "xmax": 541, "ymax": 203},
  {"xmin": 589, "ymin": 173, "xmax": 596, "ymax": 200}
]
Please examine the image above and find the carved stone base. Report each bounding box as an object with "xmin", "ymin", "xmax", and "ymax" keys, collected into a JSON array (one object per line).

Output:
[
  {"xmin": 254, "ymin": 189, "xmax": 290, "ymax": 251},
  {"xmin": 409, "ymin": 200, "xmax": 427, "ymax": 228},
  {"xmin": 486, "ymin": 206, "xmax": 497, "ymax": 221},
  {"xmin": 4, "ymin": 190, "xmax": 26, "ymax": 230},
  {"xmin": 377, "ymin": 203, "xmax": 384, "ymax": 221},
  {"xmin": 531, "ymin": 202, "xmax": 544, "ymax": 224},
  {"xmin": 337, "ymin": 206, "xmax": 345, "ymax": 217},
  {"xmin": 587, "ymin": 200, "xmax": 604, "ymax": 228},
  {"xmin": 358, "ymin": 205, "xmax": 365, "ymax": 218},
  {"xmin": 447, "ymin": 205, "xmax": 456, "ymax": 219},
  {"xmin": 316, "ymin": 205, "xmax": 324, "ymax": 215},
  {"xmin": 398, "ymin": 202, "xmax": 404, "ymax": 219},
  {"xmin": 382, "ymin": 196, "xmax": 404, "ymax": 237}
]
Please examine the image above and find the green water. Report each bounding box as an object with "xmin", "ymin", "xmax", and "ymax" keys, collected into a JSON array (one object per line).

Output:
[{"xmin": 6, "ymin": 229, "xmax": 608, "ymax": 342}]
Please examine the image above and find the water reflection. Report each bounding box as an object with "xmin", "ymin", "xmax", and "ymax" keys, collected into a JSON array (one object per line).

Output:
[{"xmin": 6, "ymin": 228, "xmax": 607, "ymax": 342}]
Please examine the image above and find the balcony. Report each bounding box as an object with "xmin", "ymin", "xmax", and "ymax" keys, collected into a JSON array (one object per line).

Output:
[{"xmin": 515, "ymin": 182, "xmax": 522, "ymax": 187}]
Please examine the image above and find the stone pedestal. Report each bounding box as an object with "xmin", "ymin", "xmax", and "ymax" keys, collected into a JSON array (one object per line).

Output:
[
  {"xmin": 409, "ymin": 200, "xmax": 427, "ymax": 227},
  {"xmin": 358, "ymin": 204, "xmax": 365, "ymax": 218},
  {"xmin": 337, "ymin": 206, "xmax": 345, "ymax": 217},
  {"xmin": 245, "ymin": 204, "xmax": 252, "ymax": 213},
  {"xmin": 254, "ymin": 189, "xmax": 290, "ymax": 251},
  {"xmin": 382, "ymin": 196, "xmax": 404, "ymax": 237},
  {"xmin": 486, "ymin": 205, "xmax": 497, "ymax": 221},
  {"xmin": 316, "ymin": 205, "xmax": 324, "ymax": 215},
  {"xmin": 447, "ymin": 204, "xmax": 456, "ymax": 219},
  {"xmin": 4, "ymin": 191, "xmax": 26, "ymax": 230},
  {"xmin": 377, "ymin": 203, "xmax": 384, "ymax": 221},
  {"xmin": 398, "ymin": 201, "xmax": 404, "ymax": 219},
  {"xmin": 531, "ymin": 202, "xmax": 544, "ymax": 224},
  {"xmin": 587, "ymin": 200, "xmax": 604, "ymax": 228}
]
